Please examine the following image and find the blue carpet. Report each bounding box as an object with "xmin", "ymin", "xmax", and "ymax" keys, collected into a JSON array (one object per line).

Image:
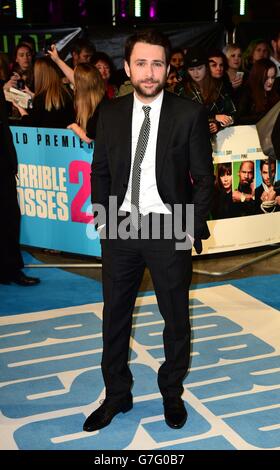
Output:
[
  {"xmin": 0, "ymin": 252, "xmax": 280, "ymax": 450},
  {"xmin": 0, "ymin": 252, "xmax": 103, "ymax": 315},
  {"xmin": 192, "ymin": 274, "xmax": 280, "ymax": 312}
]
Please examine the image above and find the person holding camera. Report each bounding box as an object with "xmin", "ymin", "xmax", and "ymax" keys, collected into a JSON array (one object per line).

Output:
[
  {"xmin": 2, "ymin": 43, "xmax": 34, "ymax": 121},
  {"xmin": 9, "ymin": 42, "xmax": 34, "ymax": 92},
  {"xmin": 12, "ymin": 56, "xmax": 75, "ymax": 129}
]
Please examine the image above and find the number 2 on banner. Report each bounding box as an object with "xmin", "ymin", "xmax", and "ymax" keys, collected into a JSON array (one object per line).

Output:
[{"xmin": 69, "ymin": 160, "xmax": 93, "ymax": 224}]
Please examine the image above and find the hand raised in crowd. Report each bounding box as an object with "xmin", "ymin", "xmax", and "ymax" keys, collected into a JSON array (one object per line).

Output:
[
  {"xmin": 47, "ymin": 44, "xmax": 60, "ymax": 63},
  {"xmin": 47, "ymin": 44, "xmax": 75, "ymax": 85}
]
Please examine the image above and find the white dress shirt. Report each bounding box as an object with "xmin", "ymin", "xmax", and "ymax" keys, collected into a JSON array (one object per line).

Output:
[{"xmin": 119, "ymin": 91, "xmax": 171, "ymax": 215}]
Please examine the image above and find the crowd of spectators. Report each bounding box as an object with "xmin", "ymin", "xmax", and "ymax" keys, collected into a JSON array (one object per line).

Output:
[
  {"xmin": 0, "ymin": 31, "xmax": 280, "ymax": 136},
  {"xmin": 1, "ymin": 31, "xmax": 279, "ymax": 139},
  {"xmin": 1, "ymin": 30, "xmax": 280, "ymax": 222}
]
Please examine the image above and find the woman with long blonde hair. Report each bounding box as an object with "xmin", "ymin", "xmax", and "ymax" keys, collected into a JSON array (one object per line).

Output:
[
  {"xmin": 13, "ymin": 56, "xmax": 75, "ymax": 128},
  {"xmin": 70, "ymin": 63, "xmax": 105, "ymax": 142},
  {"xmin": 48, "ymin": 45, "xmax": 105, "ymax": 143},
  {"xmin": 242, "ymin": 39, "xmax": 270, "ymax": 75}
]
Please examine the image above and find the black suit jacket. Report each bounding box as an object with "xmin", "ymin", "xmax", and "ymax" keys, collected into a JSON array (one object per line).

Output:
[{"xmin": 91, "ymin": 91, "xmax": 214, "ymax": 240}]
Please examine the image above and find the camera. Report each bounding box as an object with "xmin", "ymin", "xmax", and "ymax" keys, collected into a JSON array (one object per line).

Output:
[
  {"xmin": 43, "ymin": 40, "xmax": 54, "ymax": 55},
  {"xmin": 17, "ymin": 78, "xmax": 25, "ymax": 90}
]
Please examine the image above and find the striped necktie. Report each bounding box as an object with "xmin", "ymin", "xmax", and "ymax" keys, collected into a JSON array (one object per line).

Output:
[{"xmin": 131, "ymin": 105, "xmax": 151, "ymax": 230}]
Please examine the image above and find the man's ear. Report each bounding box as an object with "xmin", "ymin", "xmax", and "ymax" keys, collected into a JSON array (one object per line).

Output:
[
  {"xmin": 124, "ymin": 60, "xmax": 131, "ymax": 78},
  {"xmin": 167, "ymin": 64, "xmax": 170, "ymax": 76}
]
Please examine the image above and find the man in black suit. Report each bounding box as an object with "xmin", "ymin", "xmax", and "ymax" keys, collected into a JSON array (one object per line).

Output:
[
  {"xmin": 84, "ymin": 30, "xmax": 214, "ymax": 432},
  {"xmin": 0, "ymin": 85, "xmax": 40, "ymax": 286},
  {"xmin": 255, "ymin": 159, "xmax": 280, "ymax": 213}
]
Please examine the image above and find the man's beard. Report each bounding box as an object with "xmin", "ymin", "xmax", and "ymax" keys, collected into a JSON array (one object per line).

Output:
[
  {"xmin": 132, "ymin": 79, "xmax": 165, "ymax": 99},
  {"xmin": 239, "ymin": 181, "xmax": 253, "ymax": 194}
]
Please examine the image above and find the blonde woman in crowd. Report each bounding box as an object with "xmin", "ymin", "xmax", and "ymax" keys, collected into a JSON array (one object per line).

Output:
[
  {"xmin": 223, "ymin": 43, "xmax": 244, "ymax": 89},
  {"xmin": 48, "ymin": 44, "xmax": 105, "ymax": 143},
  {"xmin": 13, "ymin": 56, "xmax": 75, "ymax": 128},
  {"xmin": 242, "ymin": 39, "xmax": 270, "ymax": 75},
  {"xmin": 223, "ymin": 43, "xmax": 245, "ymax": 106}
]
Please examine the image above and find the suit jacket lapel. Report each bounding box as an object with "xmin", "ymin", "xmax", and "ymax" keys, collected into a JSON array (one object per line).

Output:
[
  {"xmin": 118, "ymin": 93, "xmax": 133, "ymax": 182},
  {"xmin": 156, "ymin": 91, "xmax": 173, "ymax": 183}
]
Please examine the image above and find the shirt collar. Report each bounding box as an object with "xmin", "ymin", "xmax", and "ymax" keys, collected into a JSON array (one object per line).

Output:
[{"xmin": 133, "ymin": 90, "xmax": 164, "ymax": 114}]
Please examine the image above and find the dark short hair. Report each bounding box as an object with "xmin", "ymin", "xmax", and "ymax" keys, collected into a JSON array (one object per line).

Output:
[
  {"xmin": 271, "ymin": 29, "xmax": 280, "ymax": 42},
  {"xmin": 170, "ymin": 47, "xmax": 185, "ymax": 57},
  {"xmin": 72, "ymin": 38, "xmax": 96, "ymax": 55},
  {"xmin": 124, "ymin": 29, "xmax": 171, "ymax": 65},
  {"xmin": 91, "ymin": 51, "xmax": 116, "ymax": 74},
  {"xmin": 260, "ymin": 159, "xmax": 276, "ymax": 171},
  {"xmin": 240, "ymin": 160, "xmax": 254, "ymax": 170}
]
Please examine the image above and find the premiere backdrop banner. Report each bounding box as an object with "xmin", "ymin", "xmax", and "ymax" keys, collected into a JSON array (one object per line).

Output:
[
  {"xmin": 12, "ymin": 125, "xmax": 280, "ymax": 256},
  {"xmin": 206, "ymin": 125, "xmax": 280, "ymax": 254},
  {"xmin": 12, "ymin": 127, "xmax": 101, "ymax": 257}
]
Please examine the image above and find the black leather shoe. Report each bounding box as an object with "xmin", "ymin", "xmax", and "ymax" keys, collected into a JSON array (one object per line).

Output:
[
  {"xmin": 163, "ymin": 397, "xmax": 188, "ymax": 429},
  {"xmin": 83, "ymin": 396, "xmax": 133, "ymax": 432},
  {"xmin": 11, "ymin": 271, "xmax": 40, "ymax": 286}
]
